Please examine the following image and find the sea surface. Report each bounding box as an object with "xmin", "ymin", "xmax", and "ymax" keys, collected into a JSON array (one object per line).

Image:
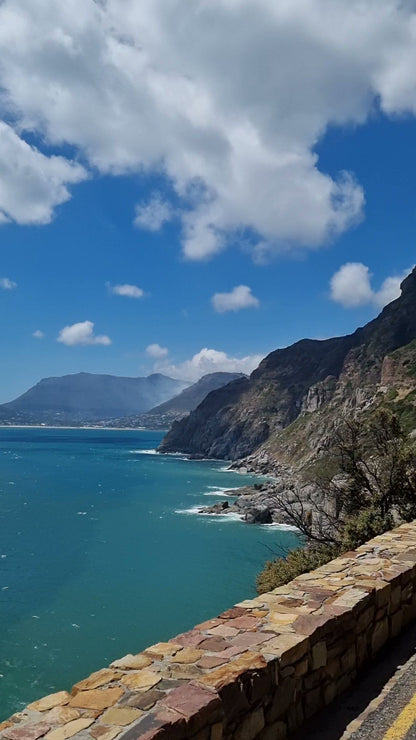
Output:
[{"xmin": 0, "ymin": 427, "xmax": 299, "ymax": 719}]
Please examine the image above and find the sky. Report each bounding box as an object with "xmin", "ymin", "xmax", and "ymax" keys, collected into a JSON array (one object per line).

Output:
[{"xmin": 1, "ymin": 0, "xmax": 416, "ymax": 403}]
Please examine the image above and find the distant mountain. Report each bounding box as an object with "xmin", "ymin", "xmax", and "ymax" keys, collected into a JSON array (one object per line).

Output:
[
  {"xmin": 148, "ymin": 372, "xmax": 246, "ymax": 415},
  {"xmin": 0, "ymin": 372, "xmax": 189, "ymax": 424},
  {"xmin": 160, "ymin": 268, "xmax": 416, "ymax": 467},
  {"xmin": 93, "ymin": 372, "xmax": 246, "ymax": 429}
]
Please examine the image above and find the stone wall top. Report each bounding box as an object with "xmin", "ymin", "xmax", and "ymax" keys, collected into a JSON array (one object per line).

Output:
[{"xmin": 3, "ymin": 522, "xmax": 416, "ymax": 739}]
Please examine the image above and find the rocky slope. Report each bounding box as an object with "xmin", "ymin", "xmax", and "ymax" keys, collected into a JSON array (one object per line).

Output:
[
  {"xmin": 160, "ymin": 268, "xmax": 416, "ymax": 471},
  {"xmin": 0, "ymin": 372, "xmax": 189, "ymax": 424}
]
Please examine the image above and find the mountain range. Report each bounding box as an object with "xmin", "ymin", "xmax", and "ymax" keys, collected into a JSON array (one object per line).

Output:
[
  {"xmin": 0, "ymin": 371, "xmax": 244, "ymax": 427},
  {"xmin": 160, "ymin": 267, "xmax": 416, "ymax": 473},
  {"xmin": 0, "ymin": 372, "xmax": 189, "ymax": 424}
]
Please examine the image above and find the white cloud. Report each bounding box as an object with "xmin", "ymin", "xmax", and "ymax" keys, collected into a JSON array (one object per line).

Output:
[
  {"xmin": 2, "ymin": 3, "xmax": 416, "ymax": 256},
  {"xmin": 107, "ymin": 283, "xmax": 144, "ymax": 299},
  {"xmin": 330, "ymin": 263, "xmax": 413, "ymax": 309},
  {"xmin": 0, "ymin": 122, "xmax": 87, "ymax": 224},
  {"xmin": 32, "ymin": 330, "xmax": 45, "ymax": 339},
  {"xmin": 57, "ymin": 320, "xmax": 111, "ymax": 346},
  {"xmin": 154, "ymin": 347, "xmax": 264, "ymax": 382},
  {"xmin": 146, "ymin": 343, "xmax": 169, "ymax": 359},
  {"xmin": 134, "ymin": 193, "xmax": 174, "ymax": 232},
  {"xmin": 212, "ymin": 285, "xmax": 260, "ymax": 313},
  {"xmin": 0, "ymin": 277, "xmax": 17, "ymax": 290}
]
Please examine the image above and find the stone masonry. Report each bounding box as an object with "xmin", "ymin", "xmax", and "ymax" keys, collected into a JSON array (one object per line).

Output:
[{"xmin": 3, "ymin": 522, "xmax": 416, "ymax": 740}]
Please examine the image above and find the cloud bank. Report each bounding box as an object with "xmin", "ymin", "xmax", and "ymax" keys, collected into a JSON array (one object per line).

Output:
[
  {"xmin": 146, "ymin": 343, "xmax": 169, "ymax": 359},
  {"xmin": 212, "ymin": 285, "xmax": 260, "ymax": 313},
  {"xmin": 330, "ymin": 263, "xmax": 413, "ymax": 309},
  {"xmin": 154, "ymin": 347, "xmax": 264, "ymax": 382},
  {"xmin": 2, "ymin": 2, "xmax": 416, "ymax": 257},
  {"xmin": 57, "ymin": 321, "xmax": 112, "ymax": 346}
]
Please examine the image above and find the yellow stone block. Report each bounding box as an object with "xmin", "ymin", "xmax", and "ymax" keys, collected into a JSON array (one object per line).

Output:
[
  {"xmin": 170, "ymin": 648, "xmax": 203, "ymax": 664},
  {"xmin": 45, "ymin": 707, "xmax": 80, "ymax": 725},
  {"xmin": 68, "ymin": 688, "xmax": 124, "ymax": 710},
  {"xmin": 72, "ymin": 669, "xmax": 122, "ymax": 694},
  {"xmin": 100, "ymin": 707, "xmax": 143, "ymax": 726},
  {"xmin": 90, "ymin": 727, "xmax": 122, "ymax": 740},
  {"xmin": 144, "ymin": 642, "xmax": 181, "ymax": 658},
  {"xmin": 28, "ymin": 692, "xmax": 71, "ymax": 712},
  {"xmin": 45, "ymin": 718, "xmax": 94, "ymax": 740},
  {"xmin": 110, "ymin": 654, "xmax": 152, "ymax": 670},
  {"xmin": 120, "ymin": 670, "xmax": 161, "ymax": 691}
]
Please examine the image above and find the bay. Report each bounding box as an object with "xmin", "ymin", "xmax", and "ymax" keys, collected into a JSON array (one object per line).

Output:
[{"xmin": 0, "ymin": 427, "xmax": 298, "ymax": 718}]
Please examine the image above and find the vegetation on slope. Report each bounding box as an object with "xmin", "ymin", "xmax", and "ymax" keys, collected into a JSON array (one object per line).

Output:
[{"xmin": 257, "ymin": 409, "xmax": 416, "ymax": 592}]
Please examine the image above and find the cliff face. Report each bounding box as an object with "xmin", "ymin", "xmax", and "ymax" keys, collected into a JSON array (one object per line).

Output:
[{"xmin": 160, "ymin": 268, "xmax": 416, "ymax": 463}]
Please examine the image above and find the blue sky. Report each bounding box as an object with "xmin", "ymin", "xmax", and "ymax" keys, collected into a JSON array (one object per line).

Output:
[{"xmin": 1, "ymin": 1, "xmax": 416, "ymax": 402}]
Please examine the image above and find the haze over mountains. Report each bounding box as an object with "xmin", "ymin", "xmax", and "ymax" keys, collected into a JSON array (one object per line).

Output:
[
  {"xmin": 0, "ymin": 372, "xmax": 188, "ymax": 425},
  {"xmin": 0, "ymin": 371, "xmax": 245, "ymax": 427}
]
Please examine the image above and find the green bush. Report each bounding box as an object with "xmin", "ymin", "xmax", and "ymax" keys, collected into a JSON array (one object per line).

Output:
[{"xmin": 256, "ymin": 545, "xmax": 339, "ymax": 594}]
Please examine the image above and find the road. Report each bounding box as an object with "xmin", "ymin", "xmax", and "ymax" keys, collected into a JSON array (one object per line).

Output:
[{"xmin": 298, "ymin": 622, "xmax": 416, "ymax": 740}]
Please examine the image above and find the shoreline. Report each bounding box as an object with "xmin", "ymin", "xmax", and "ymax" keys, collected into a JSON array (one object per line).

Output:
[{"xmin": 0, "ymin": 424, "xmax": 169, "ymax": 432}]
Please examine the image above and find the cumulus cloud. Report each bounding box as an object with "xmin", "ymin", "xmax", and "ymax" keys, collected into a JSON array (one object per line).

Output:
[
  {"xmin": 107, "ymin": 283, "xmax": 144, "ymax": 298},
  {"xmin": 2, "ymin": 2, "xmax": 416, "ymax": 256},
  {"xmin": 0, "ymin": 122, "xmax": 87, "ymax": 224},
  {"xmin": 0, "ymin": 277, "xmax": 17, "ymax": 290},
  {"xmin": 57, "ymin": 320, "xmax": 111, "ymax": 346},
  {"xmin": 32, "ymin": 330, "xmax": 45, "ymax": 339},
  {"xmin": 154, "ymin": 347, "xmax": 264, "ymax": 382},
  {"xmin": 134, "ymin": 193, "xmax": 174, "ymax": 232},
  {"xmin": 146, "ymin": 343, "xmax": 169, "ymax": 359},
  {"xmin": 330, "ymin": 263, "xmax": 413, "ymax": 309},
  {"xmin": 212, "ymin": 285, "xmax": 260, "ymax": 313}
]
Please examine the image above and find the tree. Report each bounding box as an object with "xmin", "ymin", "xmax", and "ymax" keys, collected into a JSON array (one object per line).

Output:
[{"xmin": 257, "ymin": 409, "xmax": 416, "ymax": 593}]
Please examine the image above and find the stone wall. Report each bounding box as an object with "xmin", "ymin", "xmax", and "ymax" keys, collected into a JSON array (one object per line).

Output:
[{"xmin": 3, "ymin": 522, "xmax": 416, "ymax": 740}]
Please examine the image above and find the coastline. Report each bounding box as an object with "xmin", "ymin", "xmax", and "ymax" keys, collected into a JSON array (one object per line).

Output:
[{"xmin": 0, "ymin": 424, "xmax": 168, "ymax": 432}]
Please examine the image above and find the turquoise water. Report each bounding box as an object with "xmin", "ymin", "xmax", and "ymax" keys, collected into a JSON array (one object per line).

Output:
[{"xmin": 0, "ymin": 428, "xmax": 299, "ymax": 719}]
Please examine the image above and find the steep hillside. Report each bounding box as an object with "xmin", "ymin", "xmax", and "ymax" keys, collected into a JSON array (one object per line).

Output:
[
  {"xmin": 148, "ymin": 372, "xmax": 246, "ymax": 415},
  {"xmin": 160, "ymin": 268, "xmax": 416, "ymax": 464},
  {"xmin": 0, "ymin": 372, "xmax": 188, "ymax": 424}
]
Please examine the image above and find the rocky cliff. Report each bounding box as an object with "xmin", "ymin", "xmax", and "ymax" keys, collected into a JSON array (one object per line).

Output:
[{"xmin": 160, "ymin": 268, "xmax": 416, "ymax": 467}]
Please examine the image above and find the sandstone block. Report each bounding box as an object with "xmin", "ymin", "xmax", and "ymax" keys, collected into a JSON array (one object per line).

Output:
[
  {"xmin": 28, "ymin": 694, "xmax": 70, "ymax": 713},
  {"xmin": 120, "ymin": 671, "xmax": 161, "ymax": 691},
  {"xmin": 100, "ymin": 707, "xmax": 142, "ymax": 726},
  {"xmin": 44, "ymin": 708, "xmax": 80, "ymax": 726},
  {"xmin": 89, "ymin": 727, "xmax": 122, "ymax": 740},
  {"xmin": 304, "ymin": 687, "xmax": 322, "ymax": 718},
  {"xmin": 258, "ymin": 721, "xmax": 287, "ymax": 740},
  {"xmin": 3, "ymin": 723, "xmax": 51, "ymax": 740},
  {"xmin": 44, "ymin": 718, "xmax": 94, "ymax": 740},
  {"xmin": 311, "ymin": 641, "xmax": 327, "ymax": 670},
  {"xmin": 261, "ymin": 633, "xmax": 309, "ymax": 667},
  {"xmin": 68, "ymin": 688, "xmax": 124, "ymax": 711},
  {"xmin": 234, "ymin": 708, "xmax": 264, "ymax": 740},
  {"xmin": 72, "ymin": 670, "xmax": 122, "ymax": 694},
  {"xmin": 110, "ymin": 654, "xmax": 152, "ymax": 671},
  {"xmin": 371, "ymin": 618, "xmax": 389, "ymax": 654}
]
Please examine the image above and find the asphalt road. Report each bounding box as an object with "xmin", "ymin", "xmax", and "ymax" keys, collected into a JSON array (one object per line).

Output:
[{"xmin": 296, "ymin": 622, "xmax": 416, "ymax": 740}]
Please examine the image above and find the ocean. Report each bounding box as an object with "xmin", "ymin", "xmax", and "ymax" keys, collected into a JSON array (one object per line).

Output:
[{"xmin": 0, "ymin": 427, "xmax": 299, "ymax": 719}]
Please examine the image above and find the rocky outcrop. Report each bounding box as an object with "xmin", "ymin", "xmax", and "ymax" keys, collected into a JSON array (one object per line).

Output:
[{"xmin": 160, "ymin": 268, "xmax": 416, "ymax": 467}]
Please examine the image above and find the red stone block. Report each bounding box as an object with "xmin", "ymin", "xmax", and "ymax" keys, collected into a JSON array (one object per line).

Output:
[
  {"xmin": 198, "ymin": 637, "xmax": 231, "ymax": 652},
  {"xmin": 226, "ymin": 616, "xmax": 262, "ymax": 630},
  {"xmin": 3, "ymin": 724, "xmax": 50, "ymax": 740},
  {"xmin": 219, "ymin": 607, "xmax": 248, "ymax": 619}
]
